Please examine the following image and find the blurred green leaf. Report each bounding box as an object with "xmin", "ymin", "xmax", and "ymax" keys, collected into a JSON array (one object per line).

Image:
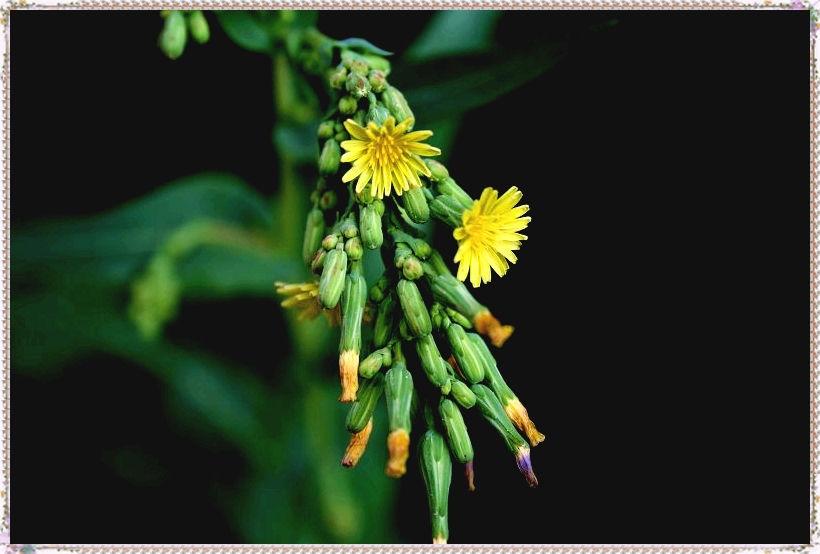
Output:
[
  {"xmin": 334, "ymin": 37, "xmax": 393, "ymax": 56},
  {"xmin": 12, "ymin": 172, "xmax": 276, "ymax": 288},
  {"xmin": 404, "ymin": 10, "xmax": 502, "ymax": 61},
  {"xmin": 213, "ymin": 11, "xmax": 273, "ymax": 53},
  {"xmin": 399, "ymin": 42, "xmax": 569, "ymax": 122}
]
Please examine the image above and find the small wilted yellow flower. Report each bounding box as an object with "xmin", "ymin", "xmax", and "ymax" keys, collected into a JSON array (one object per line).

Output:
[
  {"xmin": 340, "ymin": 116, "xmax": 441, "ymax": 199},
  {"xmin": 453, "ymin": 187, "xmax": 531, "ymax": 288},
  {"xmin": 275, "ymin": 281, "xmax": 340, "ymax": 325}
]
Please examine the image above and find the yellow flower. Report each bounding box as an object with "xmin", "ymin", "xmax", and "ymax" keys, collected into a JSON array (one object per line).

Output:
[
  {"xmin": 340, "ymin": 116, "xmax": 441, "ymax": 199},
  {"xmin": 453, "ymin": 187, "xmax": 531, "ymax": 288},
  {"xmin": 275, "ymin": 281, "xmax": 340, "ymax": 326}
]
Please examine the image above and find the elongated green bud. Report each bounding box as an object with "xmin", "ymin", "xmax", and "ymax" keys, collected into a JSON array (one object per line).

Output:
[
  {"xmin": 424, "ymin": 159, "xmax": 449, "ymax": 182},
  {"xmin": 358, "ymin": 346, "xmax": 392, "ymax": 378},
  {"xmin": 439, "ymin": 398, "xmax": 474, "ymax": 464},
  {"xmin": 368, "ymin": 273, "xmax": 391, "ymax": 303},
  {"xmin": 385, "ymin": 362, "xmax": 414, "ymax": 477},
  {"xmin": 345, "ymin": 372, "xmax": 385, "ymax": 433},
  {"xmin": 468, "ymin": 334, "xmax": 545, "ymax": 446},
  {"xmin": 445, "ymin": 307, "xmax": 473, "ymax": 329},
  {"xmin": 339, "ymin": 261, "xmax": 367, "ymax": 402},
  {"xmin": 159, "ymin": 10, "xmax": 187, "ymax": 60},
  {"xmin": 393, "ymin": 242, "xmax": 414, "ymax": 269},
  {"xmin": 471, "ymin": 384, "xmax": 538, "ymax": 487},
  {"xmin": 319, "ymin": 137, "xmax": 341, "ymax": 176},
  {"xmin": 402, "ymin": 256, "xmax": 424, "ymax": 281},
  {"xmin": 372, "ymin": 290, "xmax": 397, "ymax": 349},
  {"xmin": 429, "ymin": 194, "xmax": 466, "ymax": 228},
  {"xmin": 436, "ymin": 177, "xmax": 473, "ymax": 210},
  {"xmin": 429, "ymin": 273, "xmax": 485, "ymax": 321},
  {"xmin": 449, "ymin": 379, "xmax": 476, "ymax": 409},
  {"xmin": 415, "ymin": 334, "xmax": 449, "ymax": 387},
  {"xmin": 381, "ymin": 85, "xmax": 414, "ymax": 128},
  {"xmin": 397, "ymin": 279, "xmax": 432, "ymax": 338},
  {"xmin": 187, "ymin": 10, "xmax": 210, "ymax": 44},
  {"xmin": 359, "ymin": 203, "xmax": 384, "ymax": 250},
  {"xmin": 302, "ymin": 208, "xmax": 326, "ymax": 265},
  {"xmin": 446, "ymin": 323, "xmax": 485, "ymax": 384},
  {"xmin": 471, "ymin": 384, "xmax": 526, "ymax": 452},
  {"xmin": 402, "ymin": 185, "xmax": 430, "ymax": 224},
  {"xmin": 318, "ymin": 247, "xmax": 347, "ymax": 309},
  {"xmin": 419, "ymin": 429, "xmax": 452, "ymax": 544}
]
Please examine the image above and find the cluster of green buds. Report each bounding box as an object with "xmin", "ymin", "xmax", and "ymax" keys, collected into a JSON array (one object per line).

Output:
[
  {"xmin": 158, "ymin": 10, "xmax": 210, "ymax": 60},
  {"xmin": 279, "ymin": 39, "xmax": 542, "ymax": 544}
]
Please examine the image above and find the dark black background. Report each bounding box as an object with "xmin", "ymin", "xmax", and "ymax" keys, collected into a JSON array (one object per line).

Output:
[{"xmin": 12, "ymin": 8, "xmax": 808, "ymax": 545}]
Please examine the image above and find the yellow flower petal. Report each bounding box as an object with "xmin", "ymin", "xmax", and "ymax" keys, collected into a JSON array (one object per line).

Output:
[
  {"xmin": 452, "ymin": 187, "xmax": 531, "ymax": 288},
  {"xmin": 337, "ymin": 116, "xmax": 440, "ymax": 199}
]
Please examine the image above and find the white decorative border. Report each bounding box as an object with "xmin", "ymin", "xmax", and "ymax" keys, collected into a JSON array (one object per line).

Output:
[{"xmin": 0, "ymin": 1, "xmax": 814, "ymax": 552}]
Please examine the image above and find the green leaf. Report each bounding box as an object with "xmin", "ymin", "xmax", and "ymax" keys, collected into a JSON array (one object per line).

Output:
[
  {"xmin": 12, "ymin": 172, "xmax": 275, "ymax": 288},
  {"xmin": 398, "ymin": 41, "xmax": 569, "ymax": 123},
  {"xmin": 213, "ymin": 11, "xmax": 273, "ymax": 53},
  {"xmin": 404, "ymin": 10, "xmax": 503, "ymax": 61},
  {"xmin": 334, "ymin": 37, "xmax": 393, "ymax": 56}
]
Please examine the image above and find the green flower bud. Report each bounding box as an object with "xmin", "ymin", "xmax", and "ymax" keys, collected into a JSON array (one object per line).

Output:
[
  {"xmin": 368, "ymin": 70, "xmax": 388, "ymax": 93},
  {"xmin": 446, "ymin": 323, "xmax": 485, "ymax": 384},
  {"xmin": 366, "ymin": 102, "xmax": 391, "ymax": 126},
  {"xmin": 187, "ymin": 10, "xmax": 210, "ymax": 44},
  {"xmin": 344, "ymin": 236, "xmax": 364, "ymax": 261},
  {"xmin": 424, "ymin": 159, "xmax": 449, "ymax": 182},
  {"xmin": 319, "ymin": 190, "xmax": 337, "ymax": 211},
  {"xmin": 429, "ymin": 274, "xmax": 486, "ymax": 323},
  {"xmin": 436, "ymin": 177, "xmax": 474, "ymax": 210},
  {"xmin": 359, "ymin": 203, "xmax": 384, "ymax": 250},
  {"xmin": 439, "ymin": 398, "xmax": 474, "ymax": 464},
  {"xmin": 159, "ymin": 10, "xmax": 187, "ymax": 60},
  {"xmin": 362, "ymin": 54, "xmax": 391, "ymax": 74},
  {"xmin": 445, "ymin": 307, "xmax": 473, "ymax": 329},
  {"xmin": 318, "ymin": 247, "xmax": 347, "ymax": 309},
  {"xmin": 358, "ymin": 346, "xmax": 392, "ymax": 379},
  {"xmin": 345, "ymin": 372, "xmax": 385, "ymax": 433},
  {"xmin": 418, "ymin": 429, "xmax": 452, "ymax": 544},
  {"xmin": 402, "ymin": 256, "xmax": 424, "ymax": 280},
  {"xmin": 302, "ymin": 208, "xmax": 326, "ymax": 265},
  {"xmin": 393, "ymin": 242, "xmax": 414, "ymax": 269},
  {"xmin": 310, "ymin": 248, "xmax": 326, "ymax": 274},
  {"xmin": 372, "ymin": 198, "xmax": 386, "ymax": 217},
  {"xmin": 346, "ymin": 71, "xmax": 372, "ymax": 98},
  {"xmin": 319, "ymin": 138, "xmax": 341, "ymax": 176},
  {"xmin": 397, "ymin": 279, "xmax": 433, "ymax": 338},
  {"xmin": 401, "ymin": 186, "xmax": 430, "ymax": 224},
  {"xmin": 381, "ymin": 85, "xmax": 414, "ymax": 128},
  {"xmin": 440, "ymin": 380, "xmax": 452, "ymax": 395},
  {"xmin": 317, "ymin": 120, "xmax": 336, "ymax": 139},
  {"xmin": 385, "ymin": 362, "xmax": 414, "ymax": 477},
  {"xmin": 339, "ymin": 261, "xmax": 368, "ymax": 402},
  {"xmin": 449, "ymin": 379, "xmax": 477, "ymax": 410},
  {"xmin": 429, "ymin": 194, "xmax": 465, "ymax": 228},
  {"xmin": 339, "ymin": 218, "xmax": 358, "ymax": 239},
  {"xmin": 322, "ymin": 234, "xmax": 339, "ymax": 250},
  {"xmin": 372, "ymin": 290, "xmax": 397, "ymax": 349},
  {"xmin": 414, "ymin": 334, "xmax": 450, "ymax": 387},
  {"xmin": 338, "ymin": 95, "xmax": 358, "ymax": 115},
  {"xmin": 328, "ymin": 66, "xmax": 348, "ymax": 89},
  {"xmin": 471, "ymin": 384, "xmax": 537, "ymax": 487}
]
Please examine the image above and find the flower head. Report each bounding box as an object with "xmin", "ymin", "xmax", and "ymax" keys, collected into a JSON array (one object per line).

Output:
[
  {"xmin": 453, "ymin": 187, "xmax": 531, "ymax": 289},
  {"xmin": 340, "ymin": 116, "xmax": 441, "ymax": 199},
  {"xmin": 275, "ymin": 281, "xmax": 340, "ymax": 326}
]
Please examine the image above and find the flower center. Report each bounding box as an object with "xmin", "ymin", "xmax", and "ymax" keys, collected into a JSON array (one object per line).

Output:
[{"xmin": 371, "ymin": 134, "xmax": 401, "ymax": 165}]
